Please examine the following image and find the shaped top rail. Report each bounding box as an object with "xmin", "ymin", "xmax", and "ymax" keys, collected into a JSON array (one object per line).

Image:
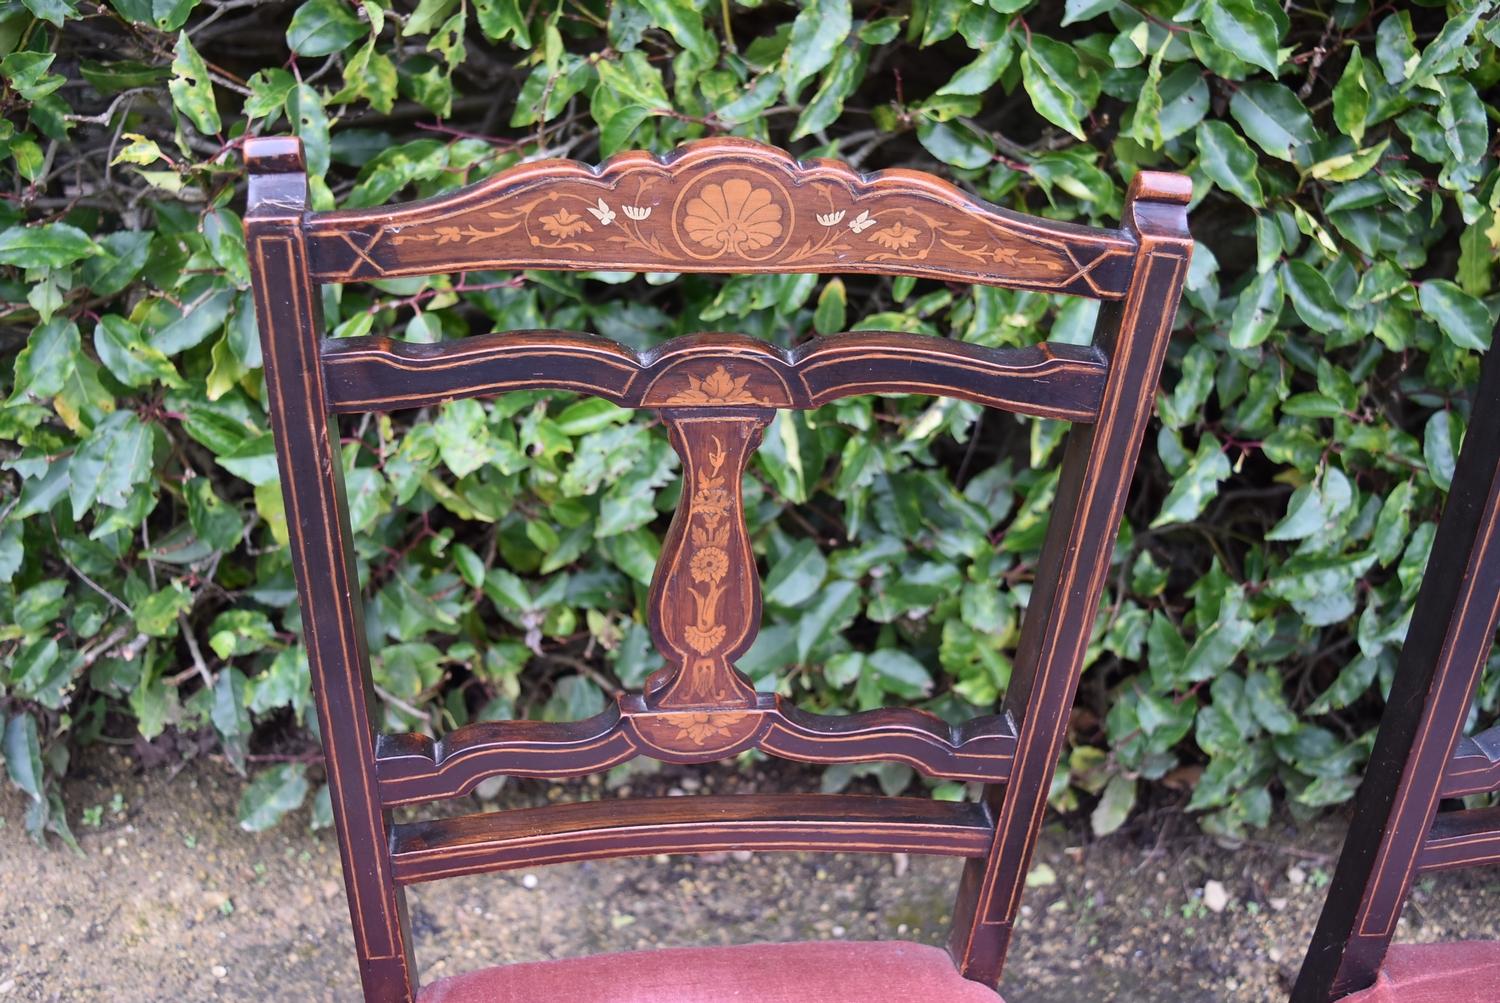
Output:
[{"xmin": 245, "ymin": 136, "xmax": 1162, "ymax": 299}]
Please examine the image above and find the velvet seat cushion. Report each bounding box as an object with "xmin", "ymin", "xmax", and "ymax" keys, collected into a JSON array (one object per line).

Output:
[
  {"xmin": 1341, "ymin": 941, "xmax": 1500, "ymax": 1002},
  {"xmin": 417, "ymin": 940, "xmax": 1003, "ymax": 1003}
]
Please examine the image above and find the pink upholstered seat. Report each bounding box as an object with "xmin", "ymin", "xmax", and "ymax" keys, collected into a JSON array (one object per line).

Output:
[
  {"xmin": 417, "ymin": 940, "xmax": 1003, "ymax": 1003},
  {"xmin": 1341, "ymin": 941, "xmax": 1500, "ymax": 1002}
]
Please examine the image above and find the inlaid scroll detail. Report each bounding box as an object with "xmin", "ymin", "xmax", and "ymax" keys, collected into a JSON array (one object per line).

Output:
[
  {"xmin": 645, "ymin": 409, "xmax": 771, "ymax": 710},
  {"xmin": 374, "ymin": 162, "xmax": 1067, "ymax": 273},
  {"xmin": 305, "ymin": 139, "xmax": 1138, "ymax": 298}
]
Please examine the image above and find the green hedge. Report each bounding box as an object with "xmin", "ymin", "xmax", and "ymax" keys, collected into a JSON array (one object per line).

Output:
[{"xmin": 1, "ymin": 0, "xmax": 1498, "ymax": 842}]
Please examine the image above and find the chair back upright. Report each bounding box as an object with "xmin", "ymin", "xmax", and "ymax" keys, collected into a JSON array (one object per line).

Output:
[{"xmin": 1294, "ymin": 334, "xmax": 1500, "ymax": 1001}]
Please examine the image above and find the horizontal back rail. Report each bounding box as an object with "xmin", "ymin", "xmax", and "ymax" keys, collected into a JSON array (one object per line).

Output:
[
  {"xmin": 390, "ymin": 794, "xmax": 994, "ymax": 885},
  {"xmin": 376, "ymin": 694, "xmax": 1017, "ymax": 808},
  {"xmin": 1439, "ymin": 725, "xmax": 1500, "ymax": 797},
  {"xmin": 1417, "ymin": 806, "xmax": 1500, "ymax": 873},
  {"xmin": 322, "ymin": 330, "xmax": 1108, "ymax": 420},
  {"xmin": 304, "ymin": 139, "xmax": 1137, "ymax": 298}
]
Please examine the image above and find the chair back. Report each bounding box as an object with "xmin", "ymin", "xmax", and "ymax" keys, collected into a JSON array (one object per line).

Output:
[
  {"xmin": 1293, "ymin": 338, "xmax": 1500, "ymax": 1000},
  {"xmin": 244, "ymin": 135, "xmax": 1191, "ymax": 1001}
]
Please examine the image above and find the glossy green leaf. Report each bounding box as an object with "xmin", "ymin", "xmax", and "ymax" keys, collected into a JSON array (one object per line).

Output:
[
  {"xmin": 1090, "ymin": 773, "xmax": 1136, "ymax": 836},
  {"xmin": 1420, "ymin": 279, "xmax": 1492, "ymax": 350},
  {"xmin": 168, "ymin": 32, "xmax": 221, "ymax": 135},
  {"xmin": 237, "ymin": 763, "xmax": 310, "ymax": 832},
  {"xmin": 866, "ymin": 650, "xmax": 934, "ymax": 700},
  {"xmin": 69, "ymin": 411, "xmax": 154, "ymax": 518},
  {"xmin": 1196, "ymin": 121, "xmax": 1263, "ymax": 206},
  {"xmin": 814, "ymin": 278, "xmax": 847, "ymax": 335},
  {"xmin": 915, "ymin": 117, "xmax": 994, "ymax": 169},
  {"xmin": 1020, "ymin": 36, "xmax": 1099, "ymax": 141},
  {"xmin": 1202, "ymin": 0, "xmax": 1281, "ymax": 75},
  {"xmin": 1229, "ymin": 82, "xmax": 1315, "ymax": 161},
  {"xmin": 0, "ymin": 222, "xmax": 97, "ymax": 269},
  {"xmin": 780, "ymin": 0, "xmax": 851, "ymax": 100},
  {"xmin": 8, "ymin": 317, "xmax": 81, "ymax": 403},
  {"xmin": 1281, "ymin": 261, "xmax": 1348, "ymax": 334},
  {"xmin": 287, "ymin": 0, "xmax": 367, "ymax": 57},
  {"xmin": 94, "ymin": 315, "xmax": 184, "ymax": 388},
  {"xmin": 4, "ymin": 713, "xmax": 45, "ymax": 801},
  {"xmin": 1151, "ymin": 434, "xmax": 1232, "ymax": 527},
  {"xmin": 1332, "ymin": 48, "xmax": 1369, "ymax": 144}
]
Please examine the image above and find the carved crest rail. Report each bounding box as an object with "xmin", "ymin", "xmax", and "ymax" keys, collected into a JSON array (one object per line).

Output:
[{"xmin": 305, "ymin": 138, "xmax": 1136, "ymax": 297}]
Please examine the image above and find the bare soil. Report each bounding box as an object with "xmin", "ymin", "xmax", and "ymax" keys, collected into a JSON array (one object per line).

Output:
[{"xmin": 3, "ymin": 750, "xmax": 1498, "ymax": 1002}]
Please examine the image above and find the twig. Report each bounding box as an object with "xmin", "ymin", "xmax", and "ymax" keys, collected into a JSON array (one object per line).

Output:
[
  {"xmin": 78, "ymin": 625, "xmax": 133, "ymax": 668},
  {"xmin": 51, "ymin": 517, "xmax": 133, "ymax": 617},
  {"xmin": 178, "ymin": 612, "xmax": 214, "ymax": 690},
  {"xmin": 374, "ymin": 683, "xmax": 431, "ymax": 721}
]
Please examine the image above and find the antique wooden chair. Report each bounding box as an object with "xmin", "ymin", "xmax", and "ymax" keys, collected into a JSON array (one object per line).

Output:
[
  {"xmin": 1292, "ymin": 337, "xmax": 1500, "ymax": 1002},
  {"xmin": 244, "ymin": 135, "xmax": 1191, "ymax": 1003}
]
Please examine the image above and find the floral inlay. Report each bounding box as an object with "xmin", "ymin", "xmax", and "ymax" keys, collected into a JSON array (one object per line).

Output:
[
  {"xmin": 681, "ymin": 435, "xmax": 734, "ymax": 657},
  {"xmin": 539, "ymin": 207, "xmax": 591, "ymax": 238},
  {"xmin": 664, "ymin": 365, "xmax": 764, "ymax": 406},
  {"xmin": 662, "ymin": 712, "xmax": 744, "ymax": 745},
  {"xmin": 690, "ymin": 547, "xmax": 730, "ymax": 583},
  {"xmin": 869, "ymin": 222, "xmax": 921, "ymax": 251},
  {"xmin": 585, "ymin": 198, "xmax": 616, "ymax": 225},
  {"xmin": 380, "ymin": 166, "xmax": 1074, "ymax": 281},
  {"xmin": 682, "ymin": 178, "xmax": 784, "ymax": 255}
]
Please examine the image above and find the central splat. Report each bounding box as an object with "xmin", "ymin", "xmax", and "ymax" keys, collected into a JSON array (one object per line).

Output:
[{"xmin": 645, "ymin": 401, "xmax": 773, "ymax": 710}]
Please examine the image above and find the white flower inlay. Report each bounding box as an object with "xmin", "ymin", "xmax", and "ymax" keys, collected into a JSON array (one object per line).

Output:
[
  {"xmin": 623, "ymin": 204, "xmax": 652, "ymax": 221},
  {"xmin": 816, "ymin": 210, "xmax": 846, "ymax": 227},
  {"xmin": 847, "ymin": 209, "xmax": 875, "ymax": 234},
  {"xmin": 586, "ymin": 198, "xmax": 616, "ymax": 225}
]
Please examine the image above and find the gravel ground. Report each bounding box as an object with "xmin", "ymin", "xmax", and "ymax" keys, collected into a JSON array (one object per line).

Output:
[{"xmin": 3, "ymin": 749, "xmax": 1498, "ymax": 1002}]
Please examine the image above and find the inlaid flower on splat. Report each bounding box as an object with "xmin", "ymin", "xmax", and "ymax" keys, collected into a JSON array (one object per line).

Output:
[
  {"xmin": 682, "ymin": 178, "xmax": 784, "ymax": 255},
  {"xmin": 670, "ymin": 712, "xmax": 743, "ymax": 744},
  {"xmin": 683, "ymin": 619, "xmax": 728, "ymax": 655},
  {"xmin": 689, "ymin": 546, "xmax": 730, "ymax": 584},
  {"xmin": 664, "ymin": 365, "xmax": 764, "ymax": 406},
  {"xmin": 690, "ymin": 491, "xmax": 732, "ymax": 527},
  {"xmin": 816, "ymin": 210, "xmax": 846, "ymax": 226},
  {"xmin": 869, "ymin": 221, "xmax": 921, "ymax": 251},
  {"xmin": 538, "ymin": 207, "xmax": 591, "ymax": 238},
  {"xmin": 623, "ymin": 204, "xmax": 652, "ymax": 221}
]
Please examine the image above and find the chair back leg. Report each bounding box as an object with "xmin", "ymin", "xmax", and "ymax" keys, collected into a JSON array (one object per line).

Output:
[
  {"xmin": 1292, "ymin": 336, "xmax": 1500, "ymax": 1001},
  {"xmin": 247, "ymin": 141, "xmax": 418, "ymax": 1003}
]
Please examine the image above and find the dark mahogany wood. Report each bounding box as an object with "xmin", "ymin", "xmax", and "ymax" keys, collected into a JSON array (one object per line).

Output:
[
  {"xmin": 647, "ymin": 408, "xmax": 770, "ymax": 709},
  {"xmin": 245, "ymin": 139, "xmax": 417, "ymax": 1002},
  {"xmin": 305, "ymin": 138, "xmax": 1137, "ymax": 297},
  {"xmin": 1416, "ymin": 807, "xmax": 1500, "ymax": 873},
  {"xmin": 390, "ymin": 795, "xmax": 995, "ymax": 884},
  {"xmin": 1292, "ymin": 328, "xmax": 1500, "ymax": 1002},
  {"xmin": 948, "ymin": 169, "xmax": 1193, "ymax": 984},
  {"xmin": 1439, "ymin": 724, "xmax": 1500, "ymax": 797},
  {"xmin": 245, "ymin": 134, "xmax": 1192, "ymax": 1003},
  {"xmin": 321, "ymin": 331, "xmax": 1109, "ymax": 422},
  {"xmin": 375, "ymin": 699, "xmax": 1018, "ymax": 808}
]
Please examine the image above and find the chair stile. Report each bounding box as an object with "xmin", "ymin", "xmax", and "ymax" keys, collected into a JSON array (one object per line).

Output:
[{"xmin": 1293, "ymin": 326, "xmax": 1500, "ymax": 1001}]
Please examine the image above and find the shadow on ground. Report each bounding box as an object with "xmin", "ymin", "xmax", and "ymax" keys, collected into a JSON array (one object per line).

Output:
[{"xmin": 3, "ymin": 750, "xmax": 1498, "ymax": 1002}]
